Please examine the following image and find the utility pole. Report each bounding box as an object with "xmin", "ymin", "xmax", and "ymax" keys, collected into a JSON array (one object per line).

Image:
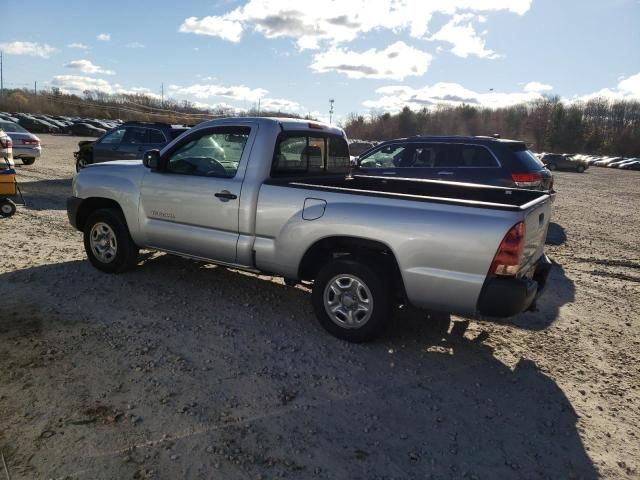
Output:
[
  {"xmin": 34, "ymin": 80, "xmax": 37, "ymax": 96},
  {"xmin": 329, "ymin": 99, "xmax": 335, "ymax": 124},
  {"xmin": 0, "ymin": 51, "xmax": 4, "ymax": 97},
  {"xmin": 257, "ymin": 97, "xmax": 261, "ymax": 114},
  {"xmin": 161, "ymin": 83, "xmax": 164, "ymax": 107}
]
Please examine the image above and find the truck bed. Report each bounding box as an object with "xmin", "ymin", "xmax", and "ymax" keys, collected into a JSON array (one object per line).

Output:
[{"xmin": 266, "ymin": 174, "xmax": 551, "ymax": 211}]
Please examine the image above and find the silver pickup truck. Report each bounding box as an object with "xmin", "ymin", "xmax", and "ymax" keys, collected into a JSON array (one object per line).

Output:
[{"xmin": 68, "ymin": 117, "xmax": 553, "ymax": 342}]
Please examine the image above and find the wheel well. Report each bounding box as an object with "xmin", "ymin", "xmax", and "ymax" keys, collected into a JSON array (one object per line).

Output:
[
  {"xmin": 76, "ymin": 198, "xmax": 125, "ymax": 231},
  {"xmin": 298, "ymin": 236, "xmax": 406, "ymax": 299}
]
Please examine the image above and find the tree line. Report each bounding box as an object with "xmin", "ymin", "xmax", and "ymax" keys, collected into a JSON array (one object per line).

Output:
[
  {"xmin": 0, "ymin": 87, "xmax": 301, "ymax": 125},
  {"xmin": 344, "ymin": 97, "xmax": 640, "ymax": 156}
]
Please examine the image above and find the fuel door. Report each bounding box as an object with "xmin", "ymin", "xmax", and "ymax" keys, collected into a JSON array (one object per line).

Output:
[{"xmin": 303, "ymin": 198, "xmax": 327, "ymax": 221}]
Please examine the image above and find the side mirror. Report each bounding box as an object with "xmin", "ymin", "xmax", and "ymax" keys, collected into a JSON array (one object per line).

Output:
[{"xmin": 143, "ymin": 149, "xmax": 161, "ymax": 170}]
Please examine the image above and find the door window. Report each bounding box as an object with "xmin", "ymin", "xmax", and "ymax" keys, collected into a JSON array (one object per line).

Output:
[
  {"xmin": 460, "ymin": 145, "xmax": 499, "ymax": 167},
  {"xmin": 122, "ymin": 127, "xmax": 147, "ymax": 145},
  {"xmin": 359, "ymin": 144, "xmax": 407, "ymax": 168},
  {"xmin": 166, "ymin": 128, "xmax": 250, "ymax": 178},
  {"xmin": 148, "ymin": 129, "xmax": 166, "ymax": 144},
  {"xmin": 99, "ymin": 128, "xmax": 126, "ymax": 145}
]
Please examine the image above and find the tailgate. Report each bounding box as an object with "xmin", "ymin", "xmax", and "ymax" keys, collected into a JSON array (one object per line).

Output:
[{"xmin": 520, "ymin": 197, "xmax": 552, "ymax": 276}]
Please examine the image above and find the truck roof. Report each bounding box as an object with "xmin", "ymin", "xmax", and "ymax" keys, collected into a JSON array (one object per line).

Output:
[
  {"xmin": 385, "ymin": 135, "xmax": 526, "ymax": 145},
  {"xmin": 193, "ymin": 116, "xmax": 345, "ymax": 136}
]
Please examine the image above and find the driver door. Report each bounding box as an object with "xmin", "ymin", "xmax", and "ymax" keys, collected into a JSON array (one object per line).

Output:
[{"xmin": 138, "ymin": 126, "xmax": 252, "ymax": 263}]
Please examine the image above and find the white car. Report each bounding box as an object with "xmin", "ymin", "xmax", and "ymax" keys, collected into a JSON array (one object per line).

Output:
[
  {"xmin": 0, "ymin": 129, "xmax": 14, "ymax": 169},
  {"xmin": 0, "ymin": 120, "xmax": 40, "ymax": 165}
]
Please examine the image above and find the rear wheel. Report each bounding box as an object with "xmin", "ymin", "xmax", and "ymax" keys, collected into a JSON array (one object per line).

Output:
[
  {"xmin": 312, "ymin": 259, "xmax": 392, "ymax": 342},
  {"xmin": 22, "ymin": 157, "xmax": 36, "ymax": 166},
  {"xmin": 83, "ymin": 208, "xmax": 139, "ymax": 273},
  {"xmin": 576, "ymin": 165, "xmax": 585, "ymax": 173},
  {"xmin": 547, "ymin": 163, "xmax": 556, "ymax": 171},
  {"xmin": 0, "ymin": 199, "xmax": 16, "ymax": 218}
]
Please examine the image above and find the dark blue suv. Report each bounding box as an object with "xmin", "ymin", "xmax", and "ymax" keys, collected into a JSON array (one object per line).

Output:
[
  {"xmin": 354, "ymin": 136, "xmax": 553, "ymax": 190},
  {"xmin": 75, "ymin": 121, "xmax": 190, "ymax": 172}
]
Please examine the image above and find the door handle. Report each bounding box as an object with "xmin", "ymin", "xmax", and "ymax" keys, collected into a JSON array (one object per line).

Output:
[
  {"xmin": 437, "ymin": 171, "xmax": 454, "ymax": 175},
  {"xmin": 214, "ymin": 190, "xmax": 237, "ymax": 201}
]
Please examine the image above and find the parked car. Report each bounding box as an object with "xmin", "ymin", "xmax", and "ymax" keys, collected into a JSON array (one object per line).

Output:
[
  {"xmin": 541, "ymin": 153, "xmax": 587, "ymax": 172},
  {"xmin": 69, "ymin": 122, "xmax": 106, "ymax": 138},
  {"xmin": 74, "ymin": 121, "xmax": 189, "ymax": 171},
  {"xmin": 17, "ymin": 116, "xmax": 60, "ymax": 134},
  {"xmin": 68, "ymin": 117, "xmax": 553, "ymax": 342},
  {"xmin": 354, "ymin": 136, "xmax": 553, "ymax": 190},
  {"xmin": 0, "ymin": 129, "xmax": 14, "ymax": 169},
  {"xmin": 0, "ymin": 120, "xmax": 41, "ymax": 165},
  {"xmin": 619, "ymin": 160, "xmax": 640, "ymax": 170}
]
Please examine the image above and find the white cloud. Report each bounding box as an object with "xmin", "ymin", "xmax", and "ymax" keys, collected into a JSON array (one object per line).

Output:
[
  {"xmin": 363, "ymin": 81, "xmax": 548, "ymax": 111},
  {"xmin": 574, "ymin": 72, "xmax": 640, "ymax": 102},
  {"xmin": 125, "ymin": 42, "xmax": 145, "ymax": 49},
  {"xmin": 429, "ymin": 14, "xmax": 499, "ymax": 59},
  {"xmin": 168, "ymin": 83, "xmax": 268, "ymax": 102},
  {"xmin": 523, "ymin": 81, "xmax": 553, "ymax": 93},
  {"xmin": 51, "ymin": 75, "xmax": 115, "ymax": 94},
  {"xmin": 97, "ymin": 33, "xmax": 111, "ymax": 41},
  {"xmin": 0, "ymin": 41, "xmax": 56, "ymax": 58},
  {"xmin": 64, "ymin": 59, "xmax": 116, "ymax": 75},
  {"xmin": 260, "ymin": 97, "xmax": 302, "ymax": 112},
  {"xmin": 310, "ymin": 41, "xmax": 431, "ymax": 80},
  {"xmin": 50, "ymin": 76, "xmax": 164, "ymax": 100},
  {"xmin": 179, "ymin": 16, "xmax": 243, "ymax": 42},
  {"xmin": 67, "ymin": 42, "xmax": 89, "ymax": 49},
  {"xmin": 179, "ymin": 0, "xmax": 532, "ymax": 50},
  {"xmin": 617, "ymin": 72, "xmax": 640, "ymax": 96}
]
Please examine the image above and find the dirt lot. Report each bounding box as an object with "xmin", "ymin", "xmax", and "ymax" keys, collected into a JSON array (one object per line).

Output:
[{"xmin": 1, "ymin": 134, "xmax": 638, "ymax": 479}]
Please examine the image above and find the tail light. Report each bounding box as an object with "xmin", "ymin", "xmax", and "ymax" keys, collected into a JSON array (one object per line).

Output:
[
  {"xmin": 22, "ymin": 138, "xmax": 39, "ymax": 145},
  {"xmin": 512, "ymin": 172, "xmax": 542, "ymax": 188},
  {"xmin": 489, "ymin": 222, "xmax": 526, "ymax": 277},
  {"xmin": 0, "ymin": 136, "xmax": 11, "ymax": 148}
]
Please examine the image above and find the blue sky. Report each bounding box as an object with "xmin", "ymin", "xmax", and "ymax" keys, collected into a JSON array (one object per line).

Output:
[{"xmin": 1, "ymin": 0, "xmax": 639, "ymax": 123}]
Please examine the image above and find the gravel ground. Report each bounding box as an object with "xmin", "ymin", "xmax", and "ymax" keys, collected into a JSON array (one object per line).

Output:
[{"xmin": 0, "ymin": 134, "xmax": 638, "ymax": 479}]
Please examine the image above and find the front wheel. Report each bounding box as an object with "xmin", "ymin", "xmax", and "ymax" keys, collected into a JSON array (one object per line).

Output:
[
  {"xmin": 312, "ymin": 259, "xmax": 392, "ymax": 342},
  {"xmin": 0, "ymin": 199, "xmax": 16, "ymax": 218},
  {"xmin": 576, "ymin": 165, "xmax": 585, "ymax": 173},
  {"xmin": 83, "ymin": 209, "xmax": 139, "ymax": 273},
  {"xmin": 22, "ymin": 157, "xmax": 36, "ymax": 166},
  {"xmin": 547, "ymin": 163, "xmax": 556, "ymax": 171},
  {"xmin": 75, "ymin": 155, "xmax": 89, "ymax": 172}
]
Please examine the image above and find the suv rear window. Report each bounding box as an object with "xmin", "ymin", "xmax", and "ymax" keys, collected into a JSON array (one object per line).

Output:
[
  {"xmin": 509, "ymin": 144, "xmax": 544, "ymax": 170},
  {"xmin": 272, "ymin": 135, "xmax": 349, "ymax": 176}
]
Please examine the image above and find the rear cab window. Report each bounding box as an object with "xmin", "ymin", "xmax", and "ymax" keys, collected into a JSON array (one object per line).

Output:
[{"xmin": 272, "ymin": 133, "xmax": 349, "ymax": 176}]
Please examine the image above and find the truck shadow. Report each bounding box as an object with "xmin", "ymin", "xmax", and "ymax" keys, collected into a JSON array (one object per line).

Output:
[
  {"xmin": 546, "ymin": 222, "xmax": 567, "ymax": 246},
  {"xmin": 0, "ymin": 256, "xmax": 596, "ymax": 479},
  {"xmin": 13, "ymin": 177, "xmax": 71, "ymax": 211}
]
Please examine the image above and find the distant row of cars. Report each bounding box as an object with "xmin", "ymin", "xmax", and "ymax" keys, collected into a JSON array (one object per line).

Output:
[
  {"xmin": 0, "ymin": 111, "xmax": 121, "ymax": 137},
  {"xmin": 536, "ymin": 152, "xmax": 640, "ymax": 172}
]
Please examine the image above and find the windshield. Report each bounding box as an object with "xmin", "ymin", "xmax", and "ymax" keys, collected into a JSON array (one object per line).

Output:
[{"xmin": 0, "ymin": 121, "xmax": 28, "ymax": 133}]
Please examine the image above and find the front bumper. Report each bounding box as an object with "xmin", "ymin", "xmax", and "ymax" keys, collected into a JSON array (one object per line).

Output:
[
  {"xmin": 477, "ymin": 254, "xmax": 552, "ymax": 317},
  {"xmin": 67, "ymin": 196, "xmax": 83, "ymax": 230}
]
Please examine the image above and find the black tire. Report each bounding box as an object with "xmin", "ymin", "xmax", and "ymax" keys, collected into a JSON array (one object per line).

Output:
[
  {"xmin": 22, "ymin": 157, "xmax": 36, "ymax": 166},
  {"xmin": 312, "ymin": 259, "xmax": 392, "ymax": 342},
  {"xmin": 0, "ymin": 199, "xmax": 16, "ymax": 218},
  {"xmin": 83, "ymin": 208, "xmax": 139, "ymax": 273},
  {"xmin": 576, "ymin": 165, "xmax": 585, "ymax": 173},
  {"xmin": 76, "ymin": 155, "xmax": 90, "ymax": 173},
  {"xmin": 547, "ymin": 163, "xmax": 556, "ymax": 171}
]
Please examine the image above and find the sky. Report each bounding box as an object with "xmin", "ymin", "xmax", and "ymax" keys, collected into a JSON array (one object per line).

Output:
[{"xmin": 0, "ymin": 0, "xmax": 639, "ymax": 123}]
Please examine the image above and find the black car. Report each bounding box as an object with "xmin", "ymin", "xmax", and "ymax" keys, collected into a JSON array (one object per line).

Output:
[
  {"xmin": 540, "ymin": 153, "xmax": 587, "ymax": 172},
  {"xmin": 69, "ymin": 122, "xmax": 107, "ymax": 137},
  {"xmin": 75, "ymin": 121, "xmax": 190, "ymax": 171},
  {"xmin": 354, "ymin": 136, "xmax": 553, "ymax": 190},
  {"xmin": 17, "ymin": 116, "xmax": 60, "ymax": 134}
]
